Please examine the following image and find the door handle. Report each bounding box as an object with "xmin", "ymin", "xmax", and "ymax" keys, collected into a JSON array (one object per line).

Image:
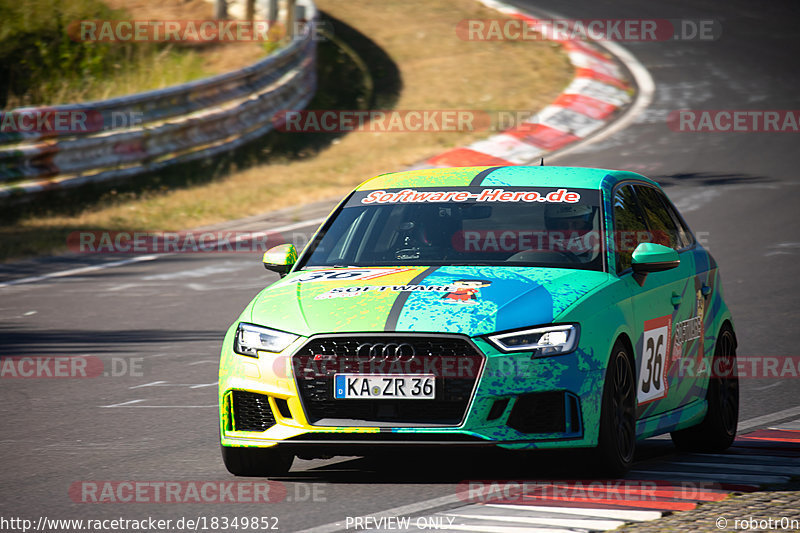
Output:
[
  {"xmin": 671, "ymin": 291, "xmax": 682, "ymax": 307},
  {"xmin": 701, "ymin": 284, "xmax": 712, "ymax": 297}
]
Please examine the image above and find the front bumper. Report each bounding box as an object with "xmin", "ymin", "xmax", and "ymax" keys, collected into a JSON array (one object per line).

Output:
[{"xmin": 219, "ymin": 330, "xmax": 605, "ymax": 450}]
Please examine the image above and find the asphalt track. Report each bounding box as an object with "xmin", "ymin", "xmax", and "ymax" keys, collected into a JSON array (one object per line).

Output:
[{"xmin": 1, "ymin": 1, "xmax": 799, "ymax": 531}]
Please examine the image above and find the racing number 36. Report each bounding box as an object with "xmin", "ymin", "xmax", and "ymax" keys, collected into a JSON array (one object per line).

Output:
[{"xmin": 637, "ymin": 316, "xmax": 671, "ymax": 404}]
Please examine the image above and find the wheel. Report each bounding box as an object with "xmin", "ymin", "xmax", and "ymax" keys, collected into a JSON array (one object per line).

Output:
[
  {"xmin": 592, "ymin": 341, "xmax": 637, "ymax": 477},
  {"xmin": 671, "ymin": 327, "xmax": 738, "ymax": 452},
  {"xmin": 221, "ymin": 445, "xmax": 293, "ymax": 477}
]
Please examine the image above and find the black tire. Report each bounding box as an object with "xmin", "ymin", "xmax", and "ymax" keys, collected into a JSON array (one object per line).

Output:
[
  {"xmin": 221, "ymin": 445, "xmax": 293, "ymax": 477},
  {"xmin": 671, "ymin": 327, "xmax": 738, "ymax": 452},
  {"xmin": 592, "ymin": 341, "xmax": 637, "ymax": 477}
]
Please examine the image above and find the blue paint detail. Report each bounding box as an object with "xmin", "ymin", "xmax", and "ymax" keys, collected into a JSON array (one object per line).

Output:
[
  {"xmin": 693, "ymin": 247, "xmax": 711, "ymax": 274},
  {"xmin": 334, "ymin": 375, "xmax": 345, "ymax": 398},
  {"xmin": 391, "ymin": 267, "xmax": 609, "ymax": 334}
]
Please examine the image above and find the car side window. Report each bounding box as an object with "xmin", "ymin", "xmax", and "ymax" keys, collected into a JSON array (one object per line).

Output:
[
  {"xmin": 661, "ymin": 196, "xmax": 695, "ymax": 249},
  {"xmin": 634, "ymin": 186, "xmax": 682, "ymax": 250},
  {"xmin": 613, "ymin": 185, "xmax": 649, "ymax": 272}
]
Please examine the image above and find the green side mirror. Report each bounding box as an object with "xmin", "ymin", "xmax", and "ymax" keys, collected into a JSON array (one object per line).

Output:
[
  {"xmin": 262, "ymin": 243, "xmax": 298, "ymax": 277},
  {"xmin": 632, "ymin": 242, "xmax": 680, "ymax": 271},
  {"xmin": 631, "ymin": 242, "xmax": 679, "ymax": 286}
]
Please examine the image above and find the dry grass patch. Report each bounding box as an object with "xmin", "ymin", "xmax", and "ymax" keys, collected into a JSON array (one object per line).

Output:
[{"xmin": 2, "ymin": 0, "xmax": 573, "ymax": 259}]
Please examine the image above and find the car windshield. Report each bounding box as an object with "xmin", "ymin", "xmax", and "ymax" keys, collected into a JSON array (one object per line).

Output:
[{"xmin": 300, "ymin": 186, "xmax": 604, "ymax": 271}]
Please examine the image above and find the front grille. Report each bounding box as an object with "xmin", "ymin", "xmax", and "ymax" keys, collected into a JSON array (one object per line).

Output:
[
  {"xmin": 292, "ymin": 334, "xmax": 484, "ymax": 426},
  {"xmin": 231, "ymin": 390, "xmax": 276, "ymax": 432}
]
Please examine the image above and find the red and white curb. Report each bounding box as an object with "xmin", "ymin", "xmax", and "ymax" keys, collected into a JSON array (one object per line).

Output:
[
  {"xmin": 395, "ymin": 426, "xmax": 800, "ymax": 533},
  {"xmin": 423, "ymin": 0, "xmax": 640, "ymax": 168},
  {"xmin": 295, "ymin": 423, "xmax": 800, "ymax": 533}
]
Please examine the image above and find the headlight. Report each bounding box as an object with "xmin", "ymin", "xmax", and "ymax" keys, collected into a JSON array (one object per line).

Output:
[
  {"xmin": 487, "ymin": 324, "xmax": 579, "ymax": 357},
  {"xmin": 234, "ymin": 323, "xmax": 299, "ymax": 357}
]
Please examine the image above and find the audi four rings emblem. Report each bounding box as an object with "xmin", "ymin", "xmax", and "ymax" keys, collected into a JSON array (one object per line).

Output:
[{"xmin": 356, "ymin": 342, "xmax": 417, "ymax": 362}]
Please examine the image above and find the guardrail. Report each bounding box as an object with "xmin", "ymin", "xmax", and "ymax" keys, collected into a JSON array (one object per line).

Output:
[{"xmin": 0, "ymin": 0, "xmax": 317, "ymax": 201}]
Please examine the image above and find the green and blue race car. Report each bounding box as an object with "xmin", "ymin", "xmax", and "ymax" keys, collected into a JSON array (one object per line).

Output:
[{"xmin": 219, "ymin": 166, "xmax": 739, "ymax": 476}]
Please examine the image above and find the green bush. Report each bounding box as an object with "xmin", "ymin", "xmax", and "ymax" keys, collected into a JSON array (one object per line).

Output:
[{"xmin": 0, "ymin": 0, "xmax": 206, "ymax": 108}]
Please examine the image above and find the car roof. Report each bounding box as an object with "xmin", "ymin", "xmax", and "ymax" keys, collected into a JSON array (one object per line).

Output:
[{"xmin": 356, "ymin": 166, "xmax": 659, "ymax": 191}]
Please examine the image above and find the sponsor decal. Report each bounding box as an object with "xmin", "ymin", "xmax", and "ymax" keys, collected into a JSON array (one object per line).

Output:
[
  {"xmin": 695, "ymin": 289, "xmax": 706, "ymax": 359},
  {"xmin": 314, "ymin": 284, "xmax": 456, "ymax": 300},
  {"xmin": 314, "ymin": 279, "xmax": 493, "ymax": 303},
  {"xmin": 361, "ymin": 188, "xmax": 581, "ymax": 204},
  {"xmin": 441, "ymin": 279, "xmax": 492, "ymax": 305},
  {"xmin": 290, "ymin": 268, "xmax": 413, "ymax": 283},
  {"xmin": 670, "ymin": 288, "xmax": 706, "ymax": 368},
  {"xmin": 637, "ymin": 315, "xmax": 671, "ymax": 404},
  {"xmin": 669, "ymin": 316, "xmax": 702, "ymax": 367}
]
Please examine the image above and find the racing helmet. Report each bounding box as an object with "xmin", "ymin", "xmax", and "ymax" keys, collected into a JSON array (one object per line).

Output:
[{"xmin": 544, "ymin": 203, "xmax": 594, "ymax": 231}]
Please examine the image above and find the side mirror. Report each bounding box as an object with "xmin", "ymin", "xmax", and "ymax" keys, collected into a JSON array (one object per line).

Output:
[
  {"xmin": 262, "ymin": 243, "xmax": 298, "ymax": 277},
  {"xmin": 631, "ymin": 242, "xmax": 679, "ymax": 286}
]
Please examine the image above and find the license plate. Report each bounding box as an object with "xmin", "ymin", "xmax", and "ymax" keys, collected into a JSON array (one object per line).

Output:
[{"xmin": 334, "ymin": 374, "xmax": 435, "ymax": 399}]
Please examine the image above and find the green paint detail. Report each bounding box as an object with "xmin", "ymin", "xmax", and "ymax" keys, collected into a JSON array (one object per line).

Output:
[
  {"xmin": 632, "ymin": 242, "xmax": 680, "ymax": 265},
  {"xmin": 247, "ymin": 267, "xmax": 612, "ymax": 337},
  {"xmin": 355, "ymin": 165, "xmax": 660, "ymax": 192},
  {"xmin": 247, "ymin": 267, "xmax": 428, "ymax": 335},
  {"xmin": 262, "ymin": 243, "xmax": 298, "ymax": 267}
]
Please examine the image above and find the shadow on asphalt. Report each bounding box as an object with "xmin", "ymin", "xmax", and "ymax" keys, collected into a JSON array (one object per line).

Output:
[
  {"xmin": 276, "ymin": 440, "xmax": 679, "ymax": 484},
  {"xmin": 0, "ymin": 325, "xmax": 223, "ymax": 355}
]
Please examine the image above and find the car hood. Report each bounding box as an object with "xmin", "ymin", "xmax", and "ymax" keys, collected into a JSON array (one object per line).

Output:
[{"xmin": 249, "ymin": 266, "xmax": 612, "ymax": 337}]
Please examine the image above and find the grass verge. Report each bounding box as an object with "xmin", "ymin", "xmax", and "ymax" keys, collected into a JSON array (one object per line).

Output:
[
  {"xmin": 0, "ymin": 0, "xmax": 573, "ymax": 261},
  {"xmin": 0, "ymin": 0, "xmax": 272, "ymax": 107}
]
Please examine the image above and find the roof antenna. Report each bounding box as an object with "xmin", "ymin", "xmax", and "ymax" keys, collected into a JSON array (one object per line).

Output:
[{"xmin": 540, "ymin": 157, "xmax": 544, "ymax": 166}]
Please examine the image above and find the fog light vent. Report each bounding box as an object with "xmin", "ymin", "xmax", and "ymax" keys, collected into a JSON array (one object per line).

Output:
[{"xmin": 507, "ymin": 391, "xmax": 566, "ymax": 434}]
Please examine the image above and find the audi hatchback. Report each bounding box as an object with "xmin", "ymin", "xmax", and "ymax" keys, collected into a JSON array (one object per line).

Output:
[{"xmin": 218, "ymin": 166, "xmax": 738, "ymax": 477}]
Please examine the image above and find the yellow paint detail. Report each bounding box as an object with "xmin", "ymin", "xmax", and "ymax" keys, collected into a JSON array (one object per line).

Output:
[
  {"xmin": 357, "ymin": 167, "xmax": 491, "ymax": 190},
  {"xmin": 243, "ymin": 362, "xmax": 260, "ymax": 379}
]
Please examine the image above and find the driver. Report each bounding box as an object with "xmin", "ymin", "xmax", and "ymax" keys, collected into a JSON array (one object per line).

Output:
[{"xmin": 543, "ymin": 204, "xmax": 599, "ymax": 260}]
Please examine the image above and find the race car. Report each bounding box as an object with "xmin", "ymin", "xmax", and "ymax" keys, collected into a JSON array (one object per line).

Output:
[{"xmin": 218, "ymin": 166, "xmax": 739, "ymax": 477}]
